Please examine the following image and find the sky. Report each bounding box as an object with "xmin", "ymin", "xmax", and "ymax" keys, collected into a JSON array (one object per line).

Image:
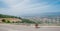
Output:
[{"xmin": 0, "ymin": 0, "xmax": 60, "ymax": 16}]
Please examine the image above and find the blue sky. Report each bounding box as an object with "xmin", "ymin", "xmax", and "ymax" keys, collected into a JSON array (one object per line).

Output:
[{"xmin": 0, "ymin": 0, "xmax": 60, "ymax": 16}]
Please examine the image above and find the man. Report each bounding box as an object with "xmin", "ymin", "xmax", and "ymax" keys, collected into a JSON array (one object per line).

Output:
[{"xmin": 35, "ymin": 23, "xmax": 39, "ymax": 28}]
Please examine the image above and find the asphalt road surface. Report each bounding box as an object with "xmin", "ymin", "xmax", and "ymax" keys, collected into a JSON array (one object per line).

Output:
[{"xmin": 0, "ymin": 24, "xmax": 60, "ymax": 31}]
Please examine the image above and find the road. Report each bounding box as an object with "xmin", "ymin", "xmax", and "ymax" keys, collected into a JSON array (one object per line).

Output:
[{"xmin": 0, "ymin": 24, "xmax": 60, "ymax": 31}]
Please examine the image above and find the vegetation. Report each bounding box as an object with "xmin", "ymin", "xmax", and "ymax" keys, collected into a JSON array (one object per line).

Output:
[
  {"xmin": 12, "ymin": 21, "xmax": 15, "ymax": 23},
  {"xmin": 2, "ymin": 19, "xmax": 6, "ymax": 22},
  {"xmin": 2, "ymin": 19, "xmax": 10, "ymax": 23},
  {"xmin": 21, "ymin": 19, "xmax": 35, "ymax": 24},
  {"xmin": 6, "ymin": 20, "xmax": 10, "ymax": 23},
  {"xmin": 37, "ymin": 21, "xmax": 43, "ymax": 24},
  {"xmin": 0, "ymin": 14, "xmax": 21, "ymax": 19},
  {"xmin": 0, "ymin": 14, "xmax": 22, "ymax": 23}
]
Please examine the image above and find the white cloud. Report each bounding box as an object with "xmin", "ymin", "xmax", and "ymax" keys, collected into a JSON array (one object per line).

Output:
[
  {"xmin": 1, "ymin": 0, "xmax": 59, "ymax": 16},
  {"xmin": 3, "ymin": 0, "xmax": 23, "ymax": 6}
]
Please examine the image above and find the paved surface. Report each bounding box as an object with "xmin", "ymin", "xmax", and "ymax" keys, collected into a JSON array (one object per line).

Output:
[{"xmin": 0, "ymin": 24, "xmax": 60, "ymax": 31}]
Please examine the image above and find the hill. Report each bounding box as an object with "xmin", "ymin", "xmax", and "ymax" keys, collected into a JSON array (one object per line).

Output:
[
  {"xmin": 0, "ymin": 14, "xmax": 21, "ymax": 19},
  {"xmin": 0, "ymin": 14, "xmax": 35, "ymax": 24}
]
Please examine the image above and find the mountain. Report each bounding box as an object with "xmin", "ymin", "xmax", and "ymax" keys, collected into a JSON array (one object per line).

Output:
[
  {"xmin": 41, "ymin": 12, "xmax": 60, "ymax": 16},
  {"xmin": 21, "ymin": 12, "xmax": 60, "ymax": 18},
  {"xmin": 39, "ymin": 12, "xmax": 60, "ymax": 18}
]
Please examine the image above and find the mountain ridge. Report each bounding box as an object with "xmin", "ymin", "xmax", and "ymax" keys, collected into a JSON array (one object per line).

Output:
[{"xmin": 21, "ymin": 12, "xmax": 60, "ymax": 18}]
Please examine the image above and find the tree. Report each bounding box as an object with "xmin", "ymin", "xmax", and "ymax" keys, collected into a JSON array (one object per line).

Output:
[
  {"xmin": 7, "ymin": 20, "xmax": 10, "ymax": 23},
  {"xmin": 2, "ymin": 19, "xmax": 6, "ymax": 22},
  {"xmin": 21, "ymin": 19, "xmax": 35, "ymax": 24},
  {"xmin": 12, "ymin": 21, "xmax": 15, "ymax": 23},
  {"xmin": 38, "ymin": 21, "xmax": 43, "ymax": 24}
]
